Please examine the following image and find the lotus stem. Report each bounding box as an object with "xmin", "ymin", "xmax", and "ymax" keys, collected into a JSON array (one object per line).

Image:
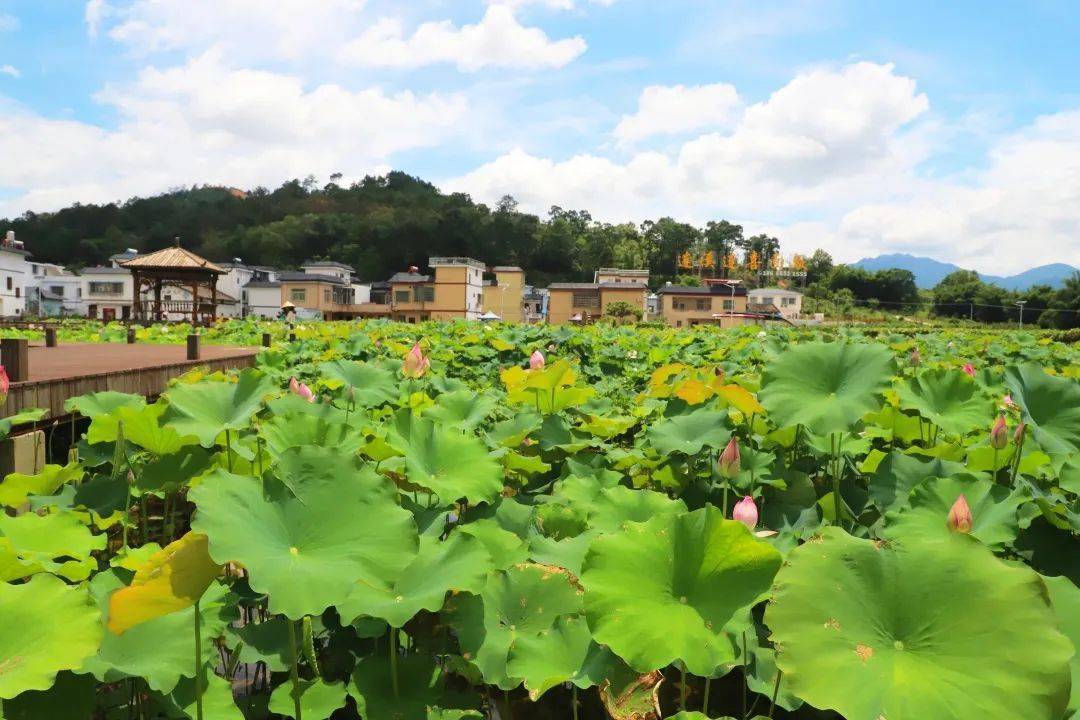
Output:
[
  {"xmin": 741, "ymin": 631, "xmax": 748, "ymax": 719},
  {"xmin": 287, "ymin": 618, "xmax": 303, "ymax": 720},
  {"xmin": 992, "ymin": 447, "xmax": 999, "ymax": 484},
  {"xmin": 703, "ymin": 676, "xmax": 711, "ymax": 716},
  {"xmin": 225, "ymin": 429, "xmax": 234, "ymax": 473},
  {"xmin": 194, "ymin": 600, "xmax": 204, "ymax": 720},
  {"xmin": 680, "ymin": 659, "xmax": 688, "ymax": 711},
  {"xmin": 831, "ymin": 434, "xmax": 842, "ymax": 527},
  {"xmin": 572, "ymin": 685, "xmax": 579, "ymax": 720},
  {"xmin": 390, "ymin": 626, "xmax": 400, "ymax": 699},
  {"xmin": 1009, "ymin": 433, "xmax": 1025, "ymax": 485},
  {"xmin": 768, "ymin": 669, "xmax": 782, "ymax": 719}
]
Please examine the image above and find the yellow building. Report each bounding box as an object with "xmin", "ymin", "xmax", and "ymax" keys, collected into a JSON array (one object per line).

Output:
[
  {"xmin": 278, "ymin": 271, "xmax": 388, "ymax": 320},
  {"xmin": 656, "ymin": 282, "xmax": 750, "ymax": 328},
  {"xmin": 594, "ymin": 268, "xmax": 650, "ymax": 285},
  {"xmin": 547, "ymin": 282, "xmax": 648, "ymax": 324},
  {"xmin": 389, "ymin": 257, "xmax": 486, "ymax": 322},
  {"xmin": 481, "ymin": 266, "xmax": 525, "ymax": 322}
]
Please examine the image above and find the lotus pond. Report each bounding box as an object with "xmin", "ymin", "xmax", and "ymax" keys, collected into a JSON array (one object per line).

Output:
[{"xmin": 1, "ymin": 320, "xmax": 1078, "ymax": 720}]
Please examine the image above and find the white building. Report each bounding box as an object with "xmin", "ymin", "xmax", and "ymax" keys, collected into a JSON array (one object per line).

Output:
[
  {"xmin": 79, "ymin": 266, "xmax": 134, "ymax": 321},
  {"xmin": 300, "ymin": 260, "xmax": 371, "ymax": 306},
  {"xmin": 27, "ymin": 261, "xmax": 82, "ymax": 316},
  {"xmin": 748, "ymin": 287, "xmax": 804, "ymax": 319},
  {"xmin": 0, "ymin": 231, "xmax": 31, "ymax": 317}
]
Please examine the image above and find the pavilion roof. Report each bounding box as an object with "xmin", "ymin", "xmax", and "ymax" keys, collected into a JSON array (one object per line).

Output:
[{"xmin": 121, "ymin": 246, "xmax": 225, "ymax": 274}]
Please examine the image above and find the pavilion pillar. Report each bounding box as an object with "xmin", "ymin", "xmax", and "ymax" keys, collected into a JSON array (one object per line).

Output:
[
  {"xmin": 131, "ymin": 270, "xmax": 141, "ymax": 322},
  {"xmin": 210, "ymin": 279, "xmax": 218, "ymax": 323},
  {"xmin": 153, "ymin": 279, "xmax": 162, "ymax": 322}
]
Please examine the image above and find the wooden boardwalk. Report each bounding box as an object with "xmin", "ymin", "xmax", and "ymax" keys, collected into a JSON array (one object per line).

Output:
[{"xmin": 2, "ymin": 343, "xmax": 261, "ymax": 423}]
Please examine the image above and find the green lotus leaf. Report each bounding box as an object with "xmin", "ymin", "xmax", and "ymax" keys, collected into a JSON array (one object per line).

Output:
[
  {"xmin": 319, "ymin": 359, "xmax": 399, "ymax": 407},
  {"xmin": 0, "ymin": 409, "xmax": 47, "ymax": 439},
  {"xmin": 190, "ymin": 467, "xmax": 417, "ymax": 619},
  {"xmin": 0, "ymin": 463, "xmax": 83, "ymax": 509},
  {"xmin": 157, "ymin": 667, "xmax": 243, "ymax": 720},
  {"xmin": 424, "ymin": 389, "xmax": 498, "ymax": 431},
  {"xmin": 91, "ymin": 402, "xmax": 197, "ymax": 455},
  {"xmin": 389, "ymin": 411, "xmax": 503, "ymax": 505},
  {"xmin": 528, "ymin": 531, "xmax": 598, "ymax": 577},
  {"xmin": 268, "ymin": 678, "xmax": 349, "ymax": 720},
  {"xmin": 351, "ymin": 654, "xmax": 477, "ymax": 720},
  {"xmin": 587, "ymin": 486, "xmax": 687, "ymax": 533},
  {"xmin": 337, "ymin": 532, "xmax": 491, "ymax": 627},
  {"xmin": 228, "ymin": 617, "xmax": 292, "ymax": 673},
  {"xmin": 79, "ymin": 570, "xmax": 230, "ymax": 693},
  {"xmin": 884, "ymin": 474, "xmax": 1029, "ymax": 549},
  {"xmin": 0, "ymin": 671, "xmax": 96, "ymax": 720},
  {"xmin": 486, "ymin": 412, "xmax": 542, "ymax": 448},
  {"xmin": 759, "ymin": 341, "xmax": 894, "ymax": 436},
  {"xmin": 1005, "ymin": 363, "xmax": 1080, "ymax": 455},
  {"xmin": 868, "ymin": 451, "xmax": 971, "ymax": 512},
  {"xmin": 897, "ymin": 369, "xmax": 994, "ymax": 437},
  {"xmin": 765, "ymin": 528, "xmax": 1074, "ymax": 720},
  {"xmin": 0, "ymin": 574, "xmax": 103, "ymax": 699},
  {"xmin": 271, "ymin": 445, "xmax": 387, "ymax": 504},
  {"xmin": 506, "ymin": 614, "xmax": 620, "ymax": 700},
  {"xmin": 457, "ymin": 519, "xmax": 529, "ymax": 570},
  {"xmin": 0, "ymin": 510, "xmax": 105, "ymax": 580},
  {"xmin": 163, "ymin": 369, "xmax": 275, "ymax": 447},
  {"xmin": 645, "ymin": 410, "xmax": 731, "ymax": 456},
  {"xmin": 68, "ymin": 392, "xmax": 146, "ymax": 444},
  {"xmin": 445, "ymin": 563, "xmax": 585, "ymax": 690},
  {"xmin": 581, "ymin": 506, "xmax": 782, "ymax": 676},
  {"xmin": 259, "ymin": 412, "xmax": 363, "ymax": 458},
  {"xmin": 1043, "ymin": 574, "xmax": 1080, "ymax": 715}
]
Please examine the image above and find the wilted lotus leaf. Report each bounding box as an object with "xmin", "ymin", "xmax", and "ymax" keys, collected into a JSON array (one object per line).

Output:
[
  {"xmin": 582, "ymin": 506, "xmax": 781, "ymax": 676},
  {"xmin": 445, "ymin": 562, "xmax": 584, "ymax": 690},
  {"xmin": 506, "ymin": 614, "xmax": 619, "ymax": 700},
  {"xmin": 1005, "ymin": 363, "xmax": 1080, "ymax": 455},
  {"xmin": 0, "ymin": 574, "xmax": 102, "ymax": 699},
  {"xmin": 645, "ymin": 409, "xmax": 731, "ymax": 456},
  {"xmin": 107, "ymin": 531, "xmax": 223, "ymax": 634},
  {"xmin": 598, "ymin": 665, "xmax": 663, "ymax": 720},
  {"xmin": 84, "ymin": 569, "xmax": 230, "ymax": 692},
  {"xmin": 163, "ymin": 369, "xmax": 275, "ymax": 447},
  {"xmin": 191, "ymin": 467, "xmax": 417, "ymax": 619},
  {"xmin": 883, "ymin": 474, "xmax": 1028, "ymax": 549},
  {"xmin": 759, "ymin": 342, "xmax": 894, "ymax": 436},
  {"xmin": 766, "ymin": 528, "xmax": 1073, "ymax": 720},
  {"xmin": 897, "ymin": 369, "xmax": 995, "ymax": 437},
  {"xmin": 337, "ymin": 532, "xmax": 491, "ymax": 627}
]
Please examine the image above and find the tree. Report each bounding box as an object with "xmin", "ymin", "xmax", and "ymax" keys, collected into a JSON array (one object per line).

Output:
[
  {"xmin": 604, "ymin": 300, "xmax": 642, "ymax": 323},
  {"xmin": 703, "ymin": 220, "xmax": 743, "ymax": 277},
  {"xmin": 805, "ymin": 249, "xmax": 834, "ymax": 285}
]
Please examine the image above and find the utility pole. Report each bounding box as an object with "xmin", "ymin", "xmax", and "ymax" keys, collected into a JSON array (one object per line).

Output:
[
  {"xmin": 969, "ymin": 302, "xmax": 974, "ymax": 322},
  {"xmin": 1016, "ymin": 300, "xmax": 1027, "ymax": 329}
]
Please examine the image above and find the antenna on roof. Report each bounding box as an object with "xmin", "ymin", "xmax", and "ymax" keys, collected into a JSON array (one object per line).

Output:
[{"xmin": 174, "ymin": 236, "xmax": 181, "ymax": 247}]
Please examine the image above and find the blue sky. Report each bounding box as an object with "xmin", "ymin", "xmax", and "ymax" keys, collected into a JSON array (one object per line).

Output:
[{"xmin": 0, "ymin": 0, "xmax": 1078, "ymax": 273}]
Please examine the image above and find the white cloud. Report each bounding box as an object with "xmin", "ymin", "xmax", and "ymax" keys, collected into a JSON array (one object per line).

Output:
[
  {"xmin": 0, "ymin": 51, "xmax": 467, "ymax": 216},
  {"xmin": 614, "ymin": 83, "xmax": 741, "ymax": 144},
  {"xmin": 339, "ymin": 5, "xmax": 586, "ymax": 72},
  {"xmin": 0, "ymin": 13, "xmax": 18, "ymax": 32},
  {"xmin": 487, "ymin": 0, "xmax": 619, "ymax": 9},
  {"xmin": 0, "ymin": 65, "xmax": 18, "ymax": 78},
  {"xmin": 96, "ymin": 0, "xmax": 366, "ymax": 61},
  {"xmin": 84, "ymin": 0, "xmax": 109, "ymax": 38}
]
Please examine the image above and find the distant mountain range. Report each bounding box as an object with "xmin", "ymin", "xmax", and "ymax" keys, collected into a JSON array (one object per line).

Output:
[{"xmin": 853, "ymin": 253, "xmax": 1078, "ymax": 290}]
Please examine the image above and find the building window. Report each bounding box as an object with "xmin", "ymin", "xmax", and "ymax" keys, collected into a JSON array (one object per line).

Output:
[
  {"xmin": 290, "ymin": 289, "xmax": 306, "ymax": 302},
  {"xmin": 395, "ymin": 290, "xmax": 411, "ymax": 303},
  {"xmin": 14, "ymin": 287, "xmax": 20, "ymax": 298},
  {"xmin": 324, "ymin": 289, "xmax": 331, "ymax": 302},
  {"xmin": 676, "ymin": 320, "xmax": 683, "ymax": 327},
  {"xmin": 722, "ymin": 300, "xmax": 734, "ymax": 310},
  {"xmin": 695, "ymin": 299, "xmax": 710, "ymax": 311},
  {"xmin": 49, "ymin": 285, "xmax": 64, "ymax": 296},
  {"xmin": 762, "ymin": 297, "xmax": 773, "ymax": 305},
  {"xmin": 89, "ymin": 282, "xmax": 124, "ymax": 295},
  {"xmin": 572, "ymin": 292, "xmax": 600, "ymax": 308},
  {"xmin": 415, "ymin": 286, "xmax": 434, "ymax": 302},
  {"xmin": 5, "ymin": 277, "xmax": 10, "ymax": 290}
]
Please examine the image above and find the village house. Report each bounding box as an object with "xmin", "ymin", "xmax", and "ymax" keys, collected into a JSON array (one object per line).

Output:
[
  {"xmin": 388, "ymin": 257, "xmax": 486, "ymax": 322},
  {"xmin": 546, "ymin": 281, "xmax": 648, "ymax": 324}
]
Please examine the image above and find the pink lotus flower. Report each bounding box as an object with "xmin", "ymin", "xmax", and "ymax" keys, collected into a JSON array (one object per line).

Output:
[
  {"xmin": 962, "ymin": 363, "xmax": 976, "ymax": 377},
  {"xmin": 289, "ymin": 377, "xmax": 314, "ymax": 402},
  {"xmin": 733, "ymin": 496, "xmax": 758, "ymax": 530},
  {"xmin": 948, "ymin": 495, "xmax": 973, "ymax": 534},
  {"xmin": 1013, "ymin": 422, "xmax": 1026, "ymax": 445},
  {"xmin": 718, "ymin": 436, "xmax": 741, "ymax": 479},
  {"xmin": 402, "ymin": 343, "xmax": 430, "ymax": 378},
  {"xmin": 0, "ymin": 365, "xmax": 8, "ymax": 406},
  {"xmin": 1002, "ymin": 394, "xmax": 1015, "ymax": 407},
  {"xmin": 990, "ymin": 414, "xmax": 1009, "ymax": 449},
  {"xmin": 909, "ymin": 348, "xmax": 920, "ymax": 367},
  {"xmin": 530, "ymin": 350, "xmax": 545, "ymax": 370}
]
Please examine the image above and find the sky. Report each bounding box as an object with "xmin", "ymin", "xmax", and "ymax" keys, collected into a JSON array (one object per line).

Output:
[{"xmin": 0, "ymin": 0, "xmax": 1078, "ymax": 274}]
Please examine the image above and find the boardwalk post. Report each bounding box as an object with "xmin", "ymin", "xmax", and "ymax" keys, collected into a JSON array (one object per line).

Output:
[
  {"xmin": 262, "ymin": 332, "xmax": 271, "ymax": 348},
  {"xmin": 127, "ymin": 327, "xmax": 136, "ymax": 344},
  {"xmin": 44, "ymin": 327, "xmax": 57, "ymax": 347},
  {"xmin": 0, "ymin": 338, "xmax": 29, "ymax": 381},
  {"xmin": 186, "ymin": 334, "xmax": 200, "ymax": 361}
]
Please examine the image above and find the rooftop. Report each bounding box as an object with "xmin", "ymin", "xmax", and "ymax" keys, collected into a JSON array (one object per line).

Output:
[
  {"xmin": 302, "ymin": 260, "xmax": 355, "ymax": 272},
  {"xmin": 491, "ymin": 265, "xmax": 524, "ymax": 272},
  {"xmin": 657, "ymin": 284, "xmax": 749, "ymax": 296},
  {"xmin": 749, "ymin": 287, "xmax": 804, "ymax": 296},
  {"xmin": 277, "ymin": 271, "xmax": 347, "ymax": 285},
  {"xmin": 596, "ymin": 268, "xmax": 649, "ymax": 276},
  {"xmin": 121, "ymin": 246, "xmax": 225, "ymax": 274},
  {"xmin": 389, "ymin": 272, "xmax": 432, "ymax": 284},
  {"xmin": 243, "ymin": 281, "xmax": 281, "ymax": 289},
  {"xmin": 429, "ymin": 256, "xmax": 485, "ymax": 269},
  {"xmin": 548, "ymin": 282, "xmax": 649, "ymax": 291},
  {"xmin": 79, "ymin": 266, "xmax": 130, "ymax": 275}
]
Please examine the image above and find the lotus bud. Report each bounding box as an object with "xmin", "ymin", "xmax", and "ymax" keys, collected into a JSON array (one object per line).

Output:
[
  {"xmin": 909, "ymin": 348, "xmax": 920, "ymax": 367},
  {"xmin": 530, "ymin": 350, "xmax": 545, "ymax": 370},
  {"xmin": 718, "ymin": 436, "xmax": 741, "ymax": 479},
  {"xmin": 989, "ymin": 414, "xmax": 1008, "ymax": 449},
  {"xmin": 732, "ymin": 496, "xmax": 758, "ymax": 530},
  {"xmin": 947, "ymin": 495, "xmax": 973, "ymax": 534},
  {"xmin": 0, "ymin": 365, "xmax": 7, "ymax": 406},
  {"xmin": 402, "ymin": 343, "xmax": 430, "ymax": 378},
  {"xmin": 1013, "ymin": 422, "xmax": 1026, "ymax": 445},
  {"xmin": 1002, "ymin": 393, "xmax": 1015, "ymax": 408},
  {"xmin": 962, "ymin": 363, "xmax": 976, "ymax": 377},
  {"xmin": 289, "ymin": 377, "xmax": 315, "ymax": 402}
]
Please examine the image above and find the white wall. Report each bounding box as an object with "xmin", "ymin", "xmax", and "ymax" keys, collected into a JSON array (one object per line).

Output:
[
  {"xmin": 301, "ymin": 264, "xmax": 351, "ymax": 282},
  {"xmin": 351, "ymin": 283, "xmax": 371, "ymax": 304},
  {"xmin": 244, "ymin": 285, "xmax": 282, "ymax": 318},
  {"xmin": 79, "ymin": 271, "xmax": 134, "ymax": 319},
  {"xmin": 0, "ymin": 248, "xmax": 30, "ymax": 317}
]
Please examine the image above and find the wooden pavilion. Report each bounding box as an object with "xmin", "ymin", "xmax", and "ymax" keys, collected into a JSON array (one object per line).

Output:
[{"xmin": 121, "ymin": 245, "xmax": 225, "ymax": 324}]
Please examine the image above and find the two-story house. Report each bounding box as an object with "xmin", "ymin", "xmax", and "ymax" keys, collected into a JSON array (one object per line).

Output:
[
  {"xmin": 481, "ymin": 266, "xmax": 525, "ymax": 322},
  {"xmin": 547, "ymin": 281, "xmax": 648, "ymax": 323},
  {"xmin": 0, "ymin": 231, "xmax": 31, "ymax": 317},
  {"xmin": 26, "ymin": 261, "xmax": 82, "ymax": 316},
  {"xmin": 656, "ymin": 280, "xmax": 749, "ymax": 328},
  {"xmin": 389, "ymin": 257, "xmax": 486, "ymax": 322},
  {"xmin": 79, "ymin": 266, "xmax": 134, "ymax": 321}
]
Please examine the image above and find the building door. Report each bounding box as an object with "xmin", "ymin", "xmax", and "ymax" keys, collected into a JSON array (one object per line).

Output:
[
  {"xmin": 102, "ymin": 307, "xmax": 116, "ymax": 322},
  {"xmin": 87, "ymin": 304, "xmax": 97, "ymax": 318},
  {"xmin": 121, "ymin": 305, "xmax": 131, "ymax": 320}
]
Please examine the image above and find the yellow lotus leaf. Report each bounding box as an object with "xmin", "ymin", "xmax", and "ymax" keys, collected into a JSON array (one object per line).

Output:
[
  {"xmin": 715, "ymin": 384, "xmax": 765, "ymax": 416},
  {"xmin": 108, "ymin": 532, "xmax": 222, "ymax": 635},
  {"xmin": 674, "ymin": 379, "xmax": 713, "ymax": 405}
]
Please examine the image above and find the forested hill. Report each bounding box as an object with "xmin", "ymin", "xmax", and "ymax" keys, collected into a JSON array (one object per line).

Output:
[{"xmin": 1, "ymin": 172, "xmax": 763, "ymax": 286}]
